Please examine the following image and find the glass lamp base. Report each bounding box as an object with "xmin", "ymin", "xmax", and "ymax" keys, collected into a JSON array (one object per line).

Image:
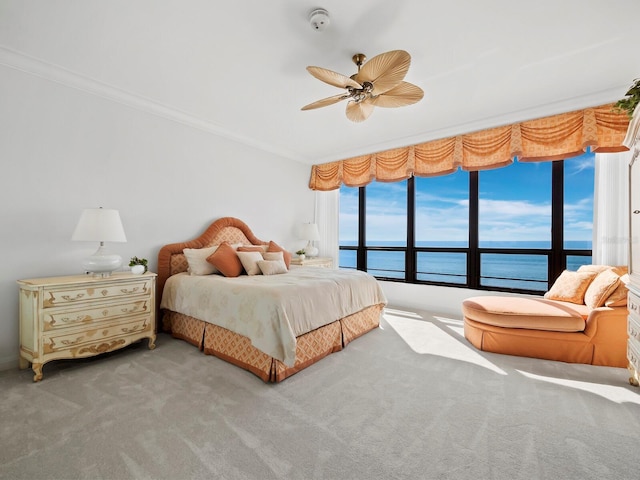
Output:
[
  {"xmin": 305, "ymin": 241, "xmax": 319, "ymax": 257},
  {"xmin": 82, "ymin": 244, "xmax": 122, "ymax": 276}
]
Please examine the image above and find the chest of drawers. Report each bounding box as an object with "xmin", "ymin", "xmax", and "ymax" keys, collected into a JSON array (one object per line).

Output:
[
  {"xmin": 18, "ymin": 272, "xmax": 156, "ymax": 381},
  {"xmin": 289, "ymin": 256, "xmax": 333, "ymax": 268}
]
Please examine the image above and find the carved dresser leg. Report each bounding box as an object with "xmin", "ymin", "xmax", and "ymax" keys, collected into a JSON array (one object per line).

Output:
[{"xmin": 32, "ymin": 363, "xmax": 43, "ymax": 382}]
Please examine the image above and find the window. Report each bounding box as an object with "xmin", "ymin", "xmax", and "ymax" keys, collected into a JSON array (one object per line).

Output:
[
  {"xmin": 563, "ymin": 152, "xmax": 594, "ymax": 269},
  {"xmin": 365, "ymin": 180, "xmax": 407, "ymax": 278},
  {"xmin": 339, "ymin": 153, "xmax": 594, "ymax": 294},
  {"xmin": 478, "ymin": 161, "xmax": 551, "ymax": 290},
  {"xmin": 415, "ymin": 173, "xmax": 469, "ymax": 284},
  {"xmin": 338, "ymin": 185, "xmax": 358, "ymax": 269}
]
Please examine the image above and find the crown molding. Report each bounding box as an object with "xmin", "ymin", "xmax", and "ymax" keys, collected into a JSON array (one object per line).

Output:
[{"xmin": 0, "ymin": 46, "xmax": 305, "ymax": 163}]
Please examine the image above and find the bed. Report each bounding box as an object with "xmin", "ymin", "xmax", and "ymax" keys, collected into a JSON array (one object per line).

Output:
[{"xmin": 157, "ymin": 217, "xmax": 387, "ymax": 382}]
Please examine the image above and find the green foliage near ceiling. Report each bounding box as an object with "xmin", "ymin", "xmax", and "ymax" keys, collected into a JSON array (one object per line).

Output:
[{"xmin": 614, "ymin": 78, "xmax": 640, "ymax": 118}]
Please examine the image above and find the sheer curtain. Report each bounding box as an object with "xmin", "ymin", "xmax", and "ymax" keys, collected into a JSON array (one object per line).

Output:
[
  {"xmin": 593, "ymin": 151, "xmax": 631, "ymax": 265},
  {"xmin": 314, "ymin": 189, "xmax": 339, "ymax": 265}
]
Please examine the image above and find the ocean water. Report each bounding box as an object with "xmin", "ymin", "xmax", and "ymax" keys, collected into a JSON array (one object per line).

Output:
[{"xmin": 339, "ymin": 241, "xmax": 592, "ymax": 291}]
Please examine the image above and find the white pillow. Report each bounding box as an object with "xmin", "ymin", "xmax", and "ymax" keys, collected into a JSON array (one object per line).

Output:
[
  {"xmin": 263, "ymin": 251, "xmax": 285, "ymax": 265},
  {"xmin": 258, "ymin": 259, "xmax": 288, "ymax": 275},
  {"xmin": 236, "ymin": 251, "xmax": 264, "ymax": 276},
  {"xmin": 183, "ymin": 246, "xmax": 219, "ymax": 275}
]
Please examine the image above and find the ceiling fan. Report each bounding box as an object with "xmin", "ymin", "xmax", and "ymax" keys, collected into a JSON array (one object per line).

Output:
[{"xmin": 301, "ymin": 50, "xmax": 424, "ymax": 122}]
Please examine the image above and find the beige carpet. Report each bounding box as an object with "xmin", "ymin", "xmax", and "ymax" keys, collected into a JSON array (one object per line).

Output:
[{"xmin": 1, "ymin": 306, "xmax": 639, "ymax": 480}]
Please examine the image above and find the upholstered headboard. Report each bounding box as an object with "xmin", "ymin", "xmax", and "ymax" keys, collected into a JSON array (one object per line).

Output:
[{"xmin": 156, "ymin": 217, "xmax": 267, "ymax": 312}]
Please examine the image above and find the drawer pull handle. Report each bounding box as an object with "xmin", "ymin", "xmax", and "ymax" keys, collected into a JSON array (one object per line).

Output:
[
  {"xmin": 61, "ymin": 336, "xmax": 84, "ymax": 346},
  {"xmin": 120, "ymin": 287, "xmax": 141, "ymax": 294},
  {"xmin": 53, "ymin": 293, "xmax": 85, "ymax": 303},
  {"xmin": 121, "ymin": 324, "xmax": 144, "ymax": 334}
]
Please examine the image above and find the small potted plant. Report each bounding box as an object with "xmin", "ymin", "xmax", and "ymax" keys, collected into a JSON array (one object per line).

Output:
[
  {"xmin": 295, "ymin": 249, "xmax": 306, "ymax": 260},
  {"xmin": 129, "ymin": 256, "xmax": 148, "ymax": 274}
]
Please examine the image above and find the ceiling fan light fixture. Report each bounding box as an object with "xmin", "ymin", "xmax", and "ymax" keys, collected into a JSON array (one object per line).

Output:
[{"xmin": 301, "ymin": 50, "xmax": 423, "ymax": 122}]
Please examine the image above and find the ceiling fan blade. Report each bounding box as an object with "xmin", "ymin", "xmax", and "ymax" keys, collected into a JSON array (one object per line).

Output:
[
  {"xmin": 301, "ymin": 94, "xmax": 349, "ymax": 110},
  {"xmin": 370, "ymin": 82, "xmax": 424, "ymax": 108},
  {"xmin": 345, "ymin": 100, "xmax": 375, "ymax": 123},
  {"xmin": 306, "ymin": 66, "xmax": 362, "ymax": 89},
  {"xmin": 356, "ymin": 50, "xmax": 411, "ymax": 95}
]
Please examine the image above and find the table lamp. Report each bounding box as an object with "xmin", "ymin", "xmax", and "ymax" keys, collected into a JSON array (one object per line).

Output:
[
  {"xmin": 299, "ymin": 222, "xmax": 320, "ymax": 257},
  {"xmin": 71, "ymin": 207, "xmax": 127, "ymax": 276}
]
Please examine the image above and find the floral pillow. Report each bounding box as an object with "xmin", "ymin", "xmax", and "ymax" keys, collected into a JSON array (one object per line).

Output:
[
  {"xmin": 583, "ymin": 269, "xmax": 621, "ymax": 309},
  {"xmin": 544, "ymin": 270, "xmax": 597, "ymax": 304}
]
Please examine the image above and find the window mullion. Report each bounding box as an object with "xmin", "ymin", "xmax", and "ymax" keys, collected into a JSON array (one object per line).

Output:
[
  {"xmin": 358, "ymin": 186, "xmax": 366, "ymax": 271},
  {"xmin": 550, "ymin": 161, "xmax": 564, "ymax": 287},
  {"xmin": 406, "ymin": 177, "xmax": 416, "ymax": 282},
  {"xmin": 468, "ymin": 171, "xmax": 479, "ymax": 289}
]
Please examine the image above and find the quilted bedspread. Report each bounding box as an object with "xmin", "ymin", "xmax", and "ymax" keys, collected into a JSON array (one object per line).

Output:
[{"xmin": 160, "ymin": 267, "xmax": 387, "ymax": 366}]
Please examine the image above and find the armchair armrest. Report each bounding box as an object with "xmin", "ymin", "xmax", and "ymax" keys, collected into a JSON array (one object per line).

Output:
[{"xmin": 583, "ymin": 305, "xmax": 628, "ymax": 341}]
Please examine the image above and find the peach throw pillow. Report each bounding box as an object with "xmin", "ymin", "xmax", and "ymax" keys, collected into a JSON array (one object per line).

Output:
[
  {"xmin": 268, "ymin": 241, "xmax": 292, "ymax": 269},
  {"xmin": 544, "ymin": 270, "xmax": 597, "ymax": 304},
  {"xmin": 206, "ymin": 242, "xmax": 243, "ymax": 277},
  {"xmin": 605, "ymin": 273, "xmax": 629, "ymax": 307},
  {"xmin": 583, "ymin": 269, "xmax": 620, "ymax": 309},
  {"xmin": 237, "ymin": 245, "xmax": 267, "ymax": 253}
]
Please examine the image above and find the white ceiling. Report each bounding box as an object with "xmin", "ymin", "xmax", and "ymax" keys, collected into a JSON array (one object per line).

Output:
[{"xmin": 2, "ymin": 0, "xmax": 639, "ymax": 166}]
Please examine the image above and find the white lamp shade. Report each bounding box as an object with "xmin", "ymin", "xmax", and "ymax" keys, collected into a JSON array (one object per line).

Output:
[
  {"xmin": 71, "ymin": 208, "xmax": 127, "ymax": 242},
  {"xmin": 299, "ymin": 223, "xmax": 320, "ymax": 241}
]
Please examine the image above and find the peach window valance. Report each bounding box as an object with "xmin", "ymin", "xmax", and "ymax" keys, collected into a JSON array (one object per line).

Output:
[{"xmin": 308, "ymin": 104, "xmax": 630, "ymax": 191}]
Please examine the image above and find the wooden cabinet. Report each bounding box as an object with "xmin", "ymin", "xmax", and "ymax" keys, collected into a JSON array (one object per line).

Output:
[
  {"xmin": 290, "ymin": 256, "xmax": 333, "ymax": 268},
  {"xmin": 18, "ymin": 272, "xmax": 156, "ymax": 381},
  {"xmin": 624, "ymin": 108, "xmax": 640, "ymax": 386}
]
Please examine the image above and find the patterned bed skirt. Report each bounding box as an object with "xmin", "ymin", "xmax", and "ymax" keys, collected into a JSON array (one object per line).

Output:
[{"xmin": 161, "ymin": 303, "xmax": 384, "ymax": 382}]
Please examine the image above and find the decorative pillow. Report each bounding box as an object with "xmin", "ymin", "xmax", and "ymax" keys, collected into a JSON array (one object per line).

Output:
[
  {"xmin": 206, "ymin": 242, "xmax": 243, "ymax": 277},
  {"xmin": 268, "ymin": 241, "xmax": 292, "ymax": 269},
  {"xmin": 258, "ymin": 259, "xmax": 288, "ymax": 276},
  {"xmin": 263, "ymin": 251, "xmax": 285, "ymax": 263},
  {"xmin": 236, "ymin": 251, "xmax": 264, "ymax": 276},
  {"xmin": 544, "ymin": 270, "xmax": 597, "ymax": 304},
  {"xmin": 237, "ymin": 245, "xmax": 267, "ymax": 253},
  {"xmin": 583, "ymin": 269, "xmax": 621, "ymax": 309},
  {"xmin": 577, "ymin": 264, "xmax": 612, "ymax": 274},
  {"xmin": 183, "ymin": 246, "xmax": 219, "ymax": 275},
  {"xmin": 612, "ymin": 266, "xmax": 629, "ymax": 276},
  {"xmin": 605, "ymin": 273, "xmax": 629, "ymax": 307}
]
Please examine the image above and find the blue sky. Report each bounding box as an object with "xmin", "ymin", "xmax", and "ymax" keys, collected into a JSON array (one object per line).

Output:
[{"xmin": 339, "ymin": 151, "xmax": 594, "ymax": 244}]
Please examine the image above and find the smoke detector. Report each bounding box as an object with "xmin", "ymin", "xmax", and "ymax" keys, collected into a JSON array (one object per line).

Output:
[{"xmin": 308, "ymin": 8, "xmax": 330, "ymax": 31}]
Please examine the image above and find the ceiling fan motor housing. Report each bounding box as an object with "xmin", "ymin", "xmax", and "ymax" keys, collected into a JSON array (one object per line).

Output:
[{"xmin": 308, "ymin": 8, "xmax": 330, "ymax": 31}]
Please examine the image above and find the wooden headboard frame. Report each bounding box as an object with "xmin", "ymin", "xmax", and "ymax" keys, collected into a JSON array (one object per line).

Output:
[{"xmin": 156, "ymin": 217, "xmax": 267, "ymax": 312}]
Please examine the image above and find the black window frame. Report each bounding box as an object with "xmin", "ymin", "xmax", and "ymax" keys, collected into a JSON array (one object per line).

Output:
[{"xmin": 339, "ymin": 159, "xmax": 592, "ymax": 294}]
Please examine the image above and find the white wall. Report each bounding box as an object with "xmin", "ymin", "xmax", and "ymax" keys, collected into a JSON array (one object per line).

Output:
[{"xmin": 0, "ymin": 65, "xmax": 315, "ymax": 370}]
